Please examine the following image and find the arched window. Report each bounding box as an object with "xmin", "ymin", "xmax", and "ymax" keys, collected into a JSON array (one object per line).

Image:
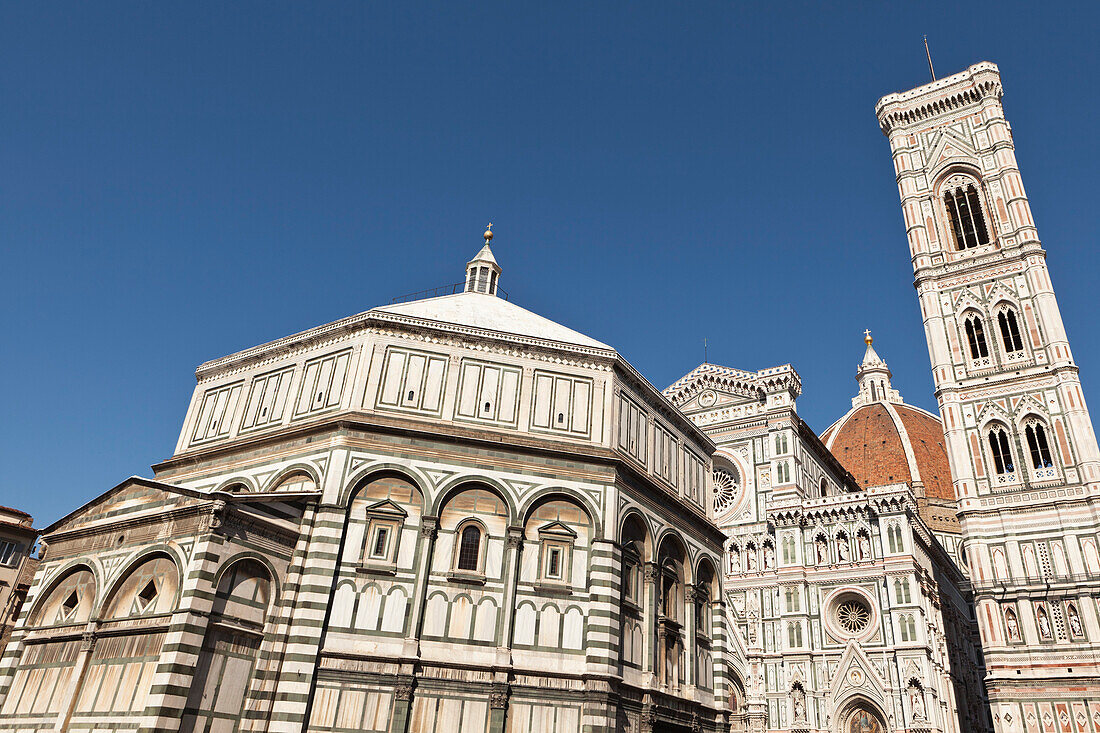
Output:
[
  {"xmin": 29, "ymin": 567, "xmax": 96, "ymax": 626},
  {"xmin": 1025, "ymin": 422, "xmax": 1054, "ymax": 469},
  {"xmin": 964, "ymin": 316, "xmax": 990, "ymax": 360},
  {"xmin": 774, "ymin": 433, "xmax": 788, "ymax": 455},
  {"xmin": 987, "ymin": 426, "xmax": 1015, "ymax": 475},
  {"xmin": 944, "ymin": 183, "xmax": 990, "ymax": 250},
  {"xmin": 887, "ymin": 524, "xmax": 903, "ymax": 554},
  {"xmin": 820, "ymin": 478, "xmax": 829, "ymax": 498},
  {"xmin": 894, "ymin": 578, "xmax": 912, "ymax": 604},
  {"xmin": 787, "ymin": 622, "xmax": 802, "ymax": 649},
  {"xmin": 997, "ymin": 310, "xmax": 1025, "ymax": 353},
  {"xmin": 104, "ymin": 556, "xmax": 180, "ymax": 618},
  {"xmin": 899, "ymin": 614, "xmax": 918, "ymax": 642},
  {"xmin": 782, "ymin": 536, "xmax": 796, "ymax": 564},
  {"xmin": 456, "ymin": 524, "xmax": 483, "ymax": 572}
]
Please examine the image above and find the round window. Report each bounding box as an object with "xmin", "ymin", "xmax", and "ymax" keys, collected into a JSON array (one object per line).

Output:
[
  {"xmin": 835, "ymin": 597, "xmax": 872, "ymax": 634},
  {"xmin": 713, "ymin": 467, "xmax": 741, "ymax": 515}
]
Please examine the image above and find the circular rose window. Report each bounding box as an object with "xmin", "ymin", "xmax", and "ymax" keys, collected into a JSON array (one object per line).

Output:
[
  {"xmin": 836, "ymin": 598, "xmax": 872, "ymax": 634},
  {"xmin": 713, "ymin": 467, "xmax": 741, "ymax": 515}
]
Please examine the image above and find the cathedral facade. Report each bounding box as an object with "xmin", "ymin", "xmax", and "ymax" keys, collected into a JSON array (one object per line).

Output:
[{"xmin": 0, "ymin": 62, "xmax": 1095, "ymax": 733}]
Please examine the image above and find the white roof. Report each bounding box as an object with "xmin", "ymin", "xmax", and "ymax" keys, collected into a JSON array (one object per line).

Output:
[{"xmin": 371, "ymin": 291, "xmax": 612, "ymax": 350}]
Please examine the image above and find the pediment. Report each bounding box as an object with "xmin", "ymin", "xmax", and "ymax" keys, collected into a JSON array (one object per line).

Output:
[
  {"xmin": 538, "ymin": 520, "xmax": 578, "ymax": 538},
  {"xmin": 45, "ymin": 477, "xmax": 205, "ymax": 536},
  {"xmin": 365, "ymin": 499, "xmax": 408, "ymax": 519}
]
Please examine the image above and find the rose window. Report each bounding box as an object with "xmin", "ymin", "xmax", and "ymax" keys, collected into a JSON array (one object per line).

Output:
[
  {"xmin": 713, "ymin": 468, "xmax": 741, "ymax": 515},
  {"xmin": 835, "ymin": 599, "xmax": 871, "ymax": 634}
]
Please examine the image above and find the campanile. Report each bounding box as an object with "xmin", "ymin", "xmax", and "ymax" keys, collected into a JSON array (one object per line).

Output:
[{"xmin": 877, "ymin": 63, "xmax": 1100, "ymax": 731}]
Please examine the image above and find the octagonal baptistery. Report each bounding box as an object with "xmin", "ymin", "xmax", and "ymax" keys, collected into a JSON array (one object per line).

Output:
[{"xmin": 822, "ymin": 335, "xmax": 962, "ymax": 550}]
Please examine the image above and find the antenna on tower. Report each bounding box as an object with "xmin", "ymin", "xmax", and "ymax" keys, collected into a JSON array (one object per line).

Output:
[
  {"xmin": 704, "ymin": 337, "xmax": 708, "ymax": 364},
  {"xmin": 924, "ymin": 35, "xmax": 937, "ymax": 82}
]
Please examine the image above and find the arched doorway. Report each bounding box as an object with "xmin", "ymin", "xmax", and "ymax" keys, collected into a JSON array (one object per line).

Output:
[{"xmin": 840, "ymin": 702, "xmax": 888, "ymax": 733}]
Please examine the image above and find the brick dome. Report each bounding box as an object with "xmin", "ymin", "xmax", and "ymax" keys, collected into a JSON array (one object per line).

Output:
[
  {"xmin": 822, "ymin": 334, "xmax": 956, "ymax": 506},
  {"xmin": 821, "ymin": 401, "xmax": 955, "ymax": 502}
]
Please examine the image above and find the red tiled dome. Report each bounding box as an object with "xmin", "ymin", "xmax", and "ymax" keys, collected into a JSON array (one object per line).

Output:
[{"xmin": 822, "ymin": 401, "xmax": 954, "ymax": 502}]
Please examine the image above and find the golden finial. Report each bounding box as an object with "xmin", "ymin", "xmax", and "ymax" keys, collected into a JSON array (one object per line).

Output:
[
  {"xmin": 483, "ymin": 222, "xmax": 493, "ymax": 243},
  {"xmin": 864, "ymin": 329, "xmax": 873, "ymax": 345}
]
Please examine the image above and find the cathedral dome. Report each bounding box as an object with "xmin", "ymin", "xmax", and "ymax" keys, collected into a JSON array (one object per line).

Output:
[
  {"xmin": 821, "ymin": 334, "xmax": 955, "ymax": 503},
  {"xmin": 822, "ymin": 401, "xmax": 954, "ymax": 501}
]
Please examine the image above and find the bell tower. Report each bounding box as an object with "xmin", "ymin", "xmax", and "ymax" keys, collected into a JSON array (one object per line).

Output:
[{"xmin": 877, "ymin": 63, "xmax": 1100, "ymax": 731}]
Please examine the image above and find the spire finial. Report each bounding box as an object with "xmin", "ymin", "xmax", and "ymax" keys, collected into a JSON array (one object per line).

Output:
[
  {"xmin": 483, "ymin": 222, "xmax": 493, "ymax": 243},
  {"xmin": 864, "ymin": 329, "xmax": 873, "ymax": 345},
  {"xmin": 924, "ymin": 35, "xmax": 936, "ymax": 82}
]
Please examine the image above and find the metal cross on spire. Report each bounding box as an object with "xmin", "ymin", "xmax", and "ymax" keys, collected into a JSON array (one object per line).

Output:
[{"xmin": 864, "ymin": 329, "xmax": 873, "ymax": 344}]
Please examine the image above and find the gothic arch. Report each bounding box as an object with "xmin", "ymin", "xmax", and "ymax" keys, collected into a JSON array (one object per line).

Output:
[
  {"xmin": 834, "ymin": 695, "xmax": 890, "ymax": 733},
  {"xmin": 339, "ymin": 462, "xmax": 433, "ymax": 507},
  {"xmin": 931, "ymin": 161, "xmax": 984, "ymax": 194}
]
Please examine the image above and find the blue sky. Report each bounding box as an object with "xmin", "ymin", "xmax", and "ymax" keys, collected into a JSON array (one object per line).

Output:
[{"xmin": 3, "ymin": 2, "xmax": 1099, "ymax": 526}]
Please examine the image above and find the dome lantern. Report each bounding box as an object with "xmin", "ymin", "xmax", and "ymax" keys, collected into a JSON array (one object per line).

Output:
[{"xmin": 465, "ymin": 222, "xmax": 502, "ymax": 296}]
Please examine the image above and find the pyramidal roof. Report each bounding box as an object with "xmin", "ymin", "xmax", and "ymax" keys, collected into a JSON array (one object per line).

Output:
[
  {"xmin": 370, "ymin": 291, "xmax": 612, "ymax": 350},
  {"xmin": 196, "ymin": 228, "xmax": 615, "ymax": 377}
]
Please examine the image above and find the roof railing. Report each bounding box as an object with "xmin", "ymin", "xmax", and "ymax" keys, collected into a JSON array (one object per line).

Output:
[{"xmin": 390, "ymin": 282, "xmax": 509, "ymax": 304}]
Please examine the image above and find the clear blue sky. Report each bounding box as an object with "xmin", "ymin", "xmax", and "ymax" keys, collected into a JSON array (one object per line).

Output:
[{"xmin": 4, "ymin": 2, "xmax": 1099, "ymax": 526}]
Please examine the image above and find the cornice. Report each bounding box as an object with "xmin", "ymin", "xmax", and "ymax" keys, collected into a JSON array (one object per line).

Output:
[
  {"xmin": 876, "ymin": 62, "xmax": 1002, "ymax": 135},
  {"xmin": 913, "ymin": 242, "xmax": 1045, "ymax": 289}
]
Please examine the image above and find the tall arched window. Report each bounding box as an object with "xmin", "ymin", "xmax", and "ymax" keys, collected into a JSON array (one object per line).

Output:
[
  {"xmin": 988, "ymin": 426, "xmax": 1015, "ymax": 475},
  {"xmin": 964, "ymin": 316, "xmax": 990, "ymax": 360},
  {"xmin": 1025, "ymin": 422, "xmax": 1054, "ymax": 469},
  {"xmin": 997, "ymin": 310, "xmax": 1025, "ymax": 353},
  {"xmin": 456, "ymin": 524, "xmax": 483, "ymax": 571},
  {"xmin": 944, "ymin": 183, "xmax": 990, "ymax": 250}
]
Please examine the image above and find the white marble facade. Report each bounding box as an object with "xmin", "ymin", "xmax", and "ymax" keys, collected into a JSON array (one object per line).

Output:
[{"xmin": 2, "ymin": 61, "xmax": 1097, "ymax": 733}]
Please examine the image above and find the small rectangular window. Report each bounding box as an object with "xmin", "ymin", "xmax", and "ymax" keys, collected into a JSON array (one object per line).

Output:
[
  {"xmin": 0, "ymin": 541, "xmax": 17, "ymax": 566},
  {"xmin": 371, "ymin": 527, "xmax": 390, "ymax": 559},
  {"xmin": 547, "ymin": 547, "xmax": 562, "ymax": 579}
]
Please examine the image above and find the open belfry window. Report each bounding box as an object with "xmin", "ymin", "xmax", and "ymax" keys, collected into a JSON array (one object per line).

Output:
[
  {"xmin": 964, "ymin": 316, "xmax": 990, "ymax": 360},
  {"xmin": 361, "ymin": 499, "xmax": 407, "ymax": 568},
  {"xmin": 988, "ymin": 426, "xmax": 1015, "ymax": 475},
  {"xmin": 998, "ymin": 310, "xmax": 1025, "ymax": 353},
  {"xmin": 943, "ymin": 182, "xmax": 990, "ymax": 250},
  {"xmin": 1024, "ymin": 421, "xmax": 1055, "ymax": 469}
]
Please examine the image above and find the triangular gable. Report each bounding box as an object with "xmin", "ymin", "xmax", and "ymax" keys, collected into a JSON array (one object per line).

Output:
[
  {"xmin": 44, "ymin": 476, "xmax": 206, "ymax": 535},
  {"xmin": 976, "ymin": 401, "xmax": 1010, "ymax": 425},
  {"xmin": 830, "ymin": 640, "xmax": 887, "ymax": 702},
  {"xmin": 538, "ymin": 520, "xmax": 578, "ymax": 539},
  {"xmin": 952, "ymin": 287, "xmax": 985, "ymax": 313},
  {"xmin": 1014, "ymin": 394, "xmax": 1047, "ymax": 419},
  {"xmin": 986, "ymin": 281, "xmax": 1018, "ymax": 308},
  {"xmin": 364, "ymin": 499, "xmax": 408, "ymax": 519},
  {"xmin": 928, "ymin": 127, "xmax": 978, "ymax": 168}
]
